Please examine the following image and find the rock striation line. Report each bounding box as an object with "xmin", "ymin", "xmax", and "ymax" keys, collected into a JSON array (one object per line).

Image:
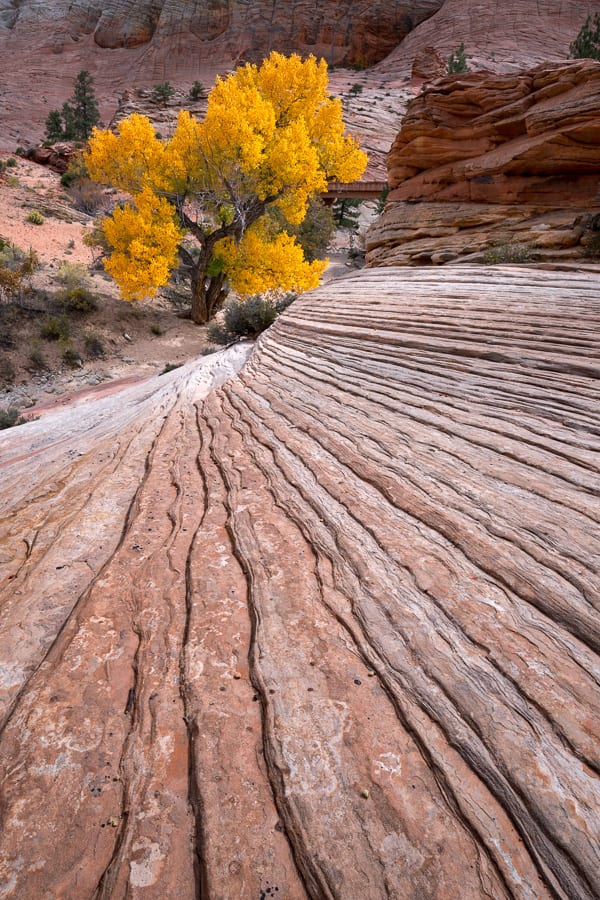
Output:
[{"xmin": 1, "ymin": 267, "xmax": 599, "ymax": 898}]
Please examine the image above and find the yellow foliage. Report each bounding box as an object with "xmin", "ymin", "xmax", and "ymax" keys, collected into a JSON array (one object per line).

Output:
[
  {"xmin": 217, "ymin": 226, "xmax": 327, "ymax": 297},
  {"xmin": 102, "ymin": 188, "xmax": 183, "ymax": 300},
  {"xmin": 86, "ymin": 52, "xmax": 367, "ymax": 313}
]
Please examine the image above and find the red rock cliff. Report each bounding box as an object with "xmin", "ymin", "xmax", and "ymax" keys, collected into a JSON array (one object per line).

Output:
[{"xmin": 367, "ymin": 60, "xmax": 600, "ymax": 266}]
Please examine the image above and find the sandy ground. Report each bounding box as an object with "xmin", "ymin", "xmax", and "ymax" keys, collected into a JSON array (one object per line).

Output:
[{"xmin": 0, "ymin": 157, "xmax": 217, "ymax": 412}]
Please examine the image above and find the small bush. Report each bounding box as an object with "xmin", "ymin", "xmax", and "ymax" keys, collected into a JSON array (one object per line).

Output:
[
  {"xmin": 27, "ymin": 210, "xmax": 44, "ymax": 225},
  {"xmin": 153, "ymin": 81, "xmax": 174, "ymax": 106},
  {"xmin": 150, "ymin": 323, "xmax": 164, "ymax": 335},
  {"xmin": 207, "ymin": 294, "xmax": 295, "ymax": 345},
  {"xmin": 69, "ymin": 178, "xmax": 108, "ymax": 214},
  {"xmin": 28, "ymin": 342, "xmax": 48, "ymax": 371},
  {"xmin": 0, "ymin": 407, "xmax": 27, "ymax": 430},
  {"xmin": 484, "ymin": 241, "xmax": 536, "ymax": 265},
  {"xmin": 189, "ymin": 80, "xmax": 204, "ymax": 101},
  {"xmin": 349, "ymin": 83, "xmax": 363, "ymax": 96},
  {"xmin": 41, "ymin": 314, "xmax": 70, "ymax": 341},
  {"xmin": 5, "ymin": 157, "xmax": 17, "ymax": 168},
  {"xmin": 59, "ymin": 286, "xmax": 98, "ymax": 313},
  {"xmin": 448, "ymin": 42, "xmax": 469, "ymax": 74},
  {"xmin": 84, "ymin": 334, "xmax": 105, "ymax": 358},
  {"xmin": 61, "ymin": 340, "xmax": 81, "ymax": 367},
  {"xmin": 160, "ymin": 362, "xmax": 182, "ymax": 375}
]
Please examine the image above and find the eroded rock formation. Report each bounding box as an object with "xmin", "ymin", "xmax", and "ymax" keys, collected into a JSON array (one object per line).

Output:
[
  {"xmin": 1, "ymin": 267, "xmax": 599, "ymax": 898},
  {"xmin": 367, "ymin": 60, "xmax": 600, "ymax": 267}
]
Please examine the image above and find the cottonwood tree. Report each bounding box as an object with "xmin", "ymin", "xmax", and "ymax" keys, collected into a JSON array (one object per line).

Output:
[{"xmin": 86, "ymin": 52, "xmax": 367, "ymax": 323}]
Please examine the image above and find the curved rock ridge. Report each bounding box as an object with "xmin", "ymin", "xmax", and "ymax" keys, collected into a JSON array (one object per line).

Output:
[
  {"xmin": 1, "ymin": 267, "xmax": 600, "ymax": 898},
  {"xmin": 367, "ymin": 61, "xmax": 600, "ymax": 267}
]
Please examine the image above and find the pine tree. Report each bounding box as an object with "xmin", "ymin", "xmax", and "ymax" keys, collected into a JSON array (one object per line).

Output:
[
  {"xmin": 69, "ymin": 70, "xmax": 100, "ymax": 139},
  {"xmin": 448, "ymin": 42, "xmax": 469, "ymax": 74},
  {"xmin": 332, "ymin": 198, "xmax": 362, "ymax": 231},
  {"xmin": 43, "ymin": 71, "xmax": 100, "ymax": 143},
  {"xmin": 569, "ymin": 14, "xmax": 600, "ymax": 60},
  {"xmin": 44, "ymin": 109, "xmax": 64, "ymax": 143}
]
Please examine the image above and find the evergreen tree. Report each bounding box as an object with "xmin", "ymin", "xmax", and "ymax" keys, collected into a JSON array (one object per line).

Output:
[
  {"xmin": 448, "ymin": 42, "xmax": 469, "ymax": 74},
  {"xmin": 569, "ymin": 14, "xmax": 600, "ymax": 60},
  {"xmin": 69, "ymin": 70, "xmax": 100, "ymax": 139},
  {"xmin": 332, "ymin": 198, "xmax": 362, "ymax": 231},
  {"xmin": 44, "ymin": 109, "xmax": 64, "ymax": 143},
  {"xmin": 43, "ymin": 71, "xmax": 100, "ymax": 143}
]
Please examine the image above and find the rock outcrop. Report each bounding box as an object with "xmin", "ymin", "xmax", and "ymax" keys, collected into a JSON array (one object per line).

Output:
[
  {"xmin": 1, "ymin": 267, "xmax": 599, "ymax": 898},
  {"xmin": 367, "ymin": 61, "xmax": 600, "ymax": 267}
]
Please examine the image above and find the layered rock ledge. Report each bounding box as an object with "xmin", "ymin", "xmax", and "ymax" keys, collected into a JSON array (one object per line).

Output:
[
  {"xmin": 1, "ymin": 267, "xmax": 600, "ymax": 898},
  {"xmin": 367, "ymin": 61, "xmax": 600, "ymax": 267}
]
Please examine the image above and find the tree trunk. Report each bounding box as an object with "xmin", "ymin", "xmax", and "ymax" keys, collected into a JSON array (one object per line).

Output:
[{"xmin": 190, "ymin": 264, "xmax": 228, "ymax": 325}]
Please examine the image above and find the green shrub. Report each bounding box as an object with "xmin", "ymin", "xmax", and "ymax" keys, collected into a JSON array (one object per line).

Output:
[
  {"xmin": 448, "ymin": 42, "xmax": 469, "ymax": 74},
  {"xmin": 0, "ymin": 407, "xmax": 27, "ymax": 430},
  {"xmin": 207, "ymin": 294, "xmax": 295, "ymax": 345},
  {"xmin": 150, "ymin": 323, "xmax": 164, "ymax": 335},
  {"xmin": 55, "ymin": 261, "xmax": 97, "ymax": 312},
  {"xmin": 484, "ymin": 241, "xmax": 536, "ymax": 264},
  {"xmin": 27, "ymin": 210, "xmax": 44, "ymax": 225},
  {"xmin": 41, "ymin": 314, "xmax": 70, "ymax": 341},
  {"xmin": 349, "ymin": 83, "xmax": 363, "ymax": 96},
  {"xmin": 153, "ymin": 81, "xmax": 174, "ymax": 106},
  {"xmin": 6, "ymin": 158, "xmax": 17, "ymax": 168},
  {"xmin": 189, "ymin": 80, "xmax": 204, "ymax": 101},
  {"xmin": 159, "ymin": 362, "xmax": 182, "ymax": 375}
]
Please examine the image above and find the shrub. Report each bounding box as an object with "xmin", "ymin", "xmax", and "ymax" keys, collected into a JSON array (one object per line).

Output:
[
  {"xmin": 60, "ymin": 154, "xmax": 89, "ymax": 188},
  {"xmin": 153, "ymin": 81, "xmax": 174, "ymax": 106},
  {"xmin": 0, "ymin": 244, "xmax": 39, "ymax": 303},
  {"xmin": 28, "ymin": 342, "xmax": 48, "ymax": 371},
  {"xmin": 55, "ymin": 261, "xmax": 97, "ymax": 312},
  {"xmin": 61, "ymin": 340, "xmax": 81, "ymax": 367},
  {"xmin": 5, "ymin": 158, "xmax": 17, "ymax": 168},
  {"xmin": 207, "ymin": 294, "xmax": 295, "ymax": 345},
  {"xmin": 570, "ymin": 14, "xmax": 600, "ymax": 60},
  {"xmin": 27, "ymin": 210, "xmax": 44, "ymax": 225},
  {"xmin": 484, "ymin": 241, "xmax": 536, "ymax": 264},
  {"xmin": 189, "ymin": 80, "xmax": 204, "ymax": 101},
  {"xmin": 59, "ymin": 286, "xmax": 98, "ymax": 313},
  {"xmin": 68, "ymin": 178, "xmax": 108, "ymax": 214},
  {"xmin": 349, "ymin": 83, "xmax": 363, "ymax": 96},
  {"xmin": 160, "ymin": 362, "xmax": 182, "ymax": 375},
  {"xmin": 41, "ymin": 314, "xmax": 70, "ymax": 341},
  {"xmin": 84, "ymin": 333, "xmax": 105, "ymax": 358},
  {"xmin": 0, "ymin": 407, "xmax": 27, "ymax": 430},
  {"xmin": 150, "ymin": 323, "xmax": 164, "ymax": 335},
  {"xmin": 448, "ymin": 42, "xmax": 469, "ymax": 74}
]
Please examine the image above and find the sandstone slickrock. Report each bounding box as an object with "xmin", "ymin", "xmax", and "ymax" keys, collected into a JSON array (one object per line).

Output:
[
  {"xmin": 1, "ymin": 267, "xmax": 599, "ymax": 898},
  {"xmin": 367, "ymin": 60, "xmax": 600, "ymax": 267}
]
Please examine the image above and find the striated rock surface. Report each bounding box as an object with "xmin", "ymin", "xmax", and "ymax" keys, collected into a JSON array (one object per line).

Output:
[
  {"xmin": 0, "ymin": 0, "xmax": 441, "ymax": 149},
  {"xmin": 1, "ymin": 266, "xmax": 600, "ymax": 898},
  {"xmin": 367, "ymin": 61, "xmax": 600, "ymax": 267},
  {"xmin": 376, "ymin": 0, "xmax": 600, "ymax": 77}
]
